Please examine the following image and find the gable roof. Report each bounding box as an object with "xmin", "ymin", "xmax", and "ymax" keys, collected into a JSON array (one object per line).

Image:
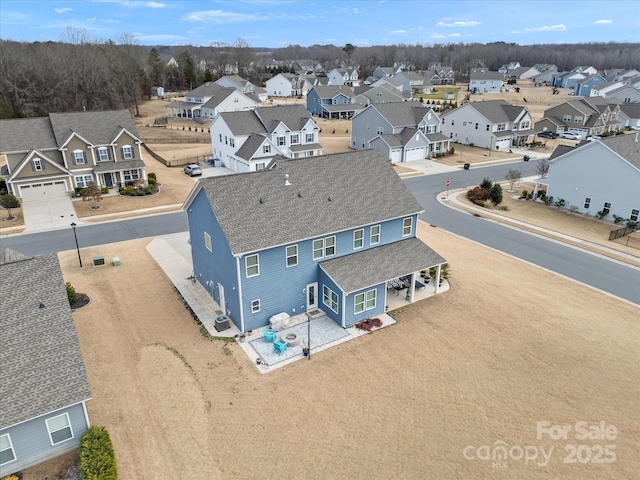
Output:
[
  {"xmin": 444, "ymin": 100, "xmax": 527, "ymax": 123},
  {"xmin": 201, "ymin": 85, "xmax": 252, "ymax": 110},
  {"xmin": 599, "ymin": 133, "xmax": 640, "ymax": 169},
  {"xmin": 235, "ymin": 133, "xmax": 269, "ymax": 161},
  {"xmin": 362, "ymin": 103, "xmax": 435, "ymax": 127},
  {"xmin": 470, "ymin": 70, "xmax": 504, "ymax": 81},
  {"xmin": 186, "ymin": 150, "xmax": 424, "ymax": 255},
  {"xmin": 310, "ymin": 85, "xmax": 356, "ymax": 99},
  {"xmin": 49, "ymin": 110, "xmax": 139, "ymax": 147},
  {"xmin": 255, "ymin": 105, "xmax": 313, "ymax": 132},
  {"xmin": 0, "ymin": 252, "xmax": 91, "ymax": 429},
  {"xmin": 0, "ymin": 117, "xmax": 58, "ymax": 153}
]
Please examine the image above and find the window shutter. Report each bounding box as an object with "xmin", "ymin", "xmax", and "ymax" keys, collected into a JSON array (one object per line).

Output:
[
  {"xmin": 83, "ymin": 151, "xmax": 87, "ymax": 163},
  {"xmin": 107, "ymin": 149, "xmax": 112, "ymax": 160},
  {"xmin": 31, "ymin": 161, "xmax": 36, "ymax": 171},
  {"xmin": 72, "ymin": 153, "xmax": 77, "ymax": 165},
  {"xmin": 120, "ymin": 147, "xmax": 124, "ymax": 160},
  {"xmin": 41, "ymin": 161, "xmax": 46, "ymax": 171}
]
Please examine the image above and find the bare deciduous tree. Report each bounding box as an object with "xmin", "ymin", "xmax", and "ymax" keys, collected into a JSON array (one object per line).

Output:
[
  {"xmin": 536, "ymin": 159, "xmax": 550, "ymax": 178},
  {"xmin": 505, "ymin": 169, "xmax": 522, "ymax": 191}
]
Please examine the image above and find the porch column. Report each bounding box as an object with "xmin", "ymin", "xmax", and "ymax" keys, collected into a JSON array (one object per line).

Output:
[
  {"xmin": 406, "ymin": 273, "xmax": 415, "ymax": 303},
  {"xmin": 435, "ymin": 264, "xmax": 442, "ymax": 294},
  {"xmin": 533, "ymin": 182, "xmax": 539, "ymax": 199}
]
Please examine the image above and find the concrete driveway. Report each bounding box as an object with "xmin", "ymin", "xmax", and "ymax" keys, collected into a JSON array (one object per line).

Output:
[{"xmin": 22, "ymin": 195, "xmax": 78, "ymax": 233}]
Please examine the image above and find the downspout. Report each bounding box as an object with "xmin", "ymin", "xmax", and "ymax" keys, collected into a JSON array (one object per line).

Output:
[
  {"xmin": 341, "ymin": 291, "xmax": 346, "ymax": 327},
  {"xmin": 235, "ymin": 256, "xmax": 245, "ymax": 332},
  {"xmin": 82, "ymin": 400, "xmax": 91, "ymax": 428}
]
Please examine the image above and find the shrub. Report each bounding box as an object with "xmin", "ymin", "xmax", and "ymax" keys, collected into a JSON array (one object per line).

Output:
[
  {"xmin": 80, "ymin": 425, "xmax": 118, "ymax": 480},
  {"xmin": 448, "ymin": 146, "xmax": 455, "ymax": 155},
  {"xmin": 480, "ymin": 177, "xmax": 493, "ymax": 190},
  {"xmin": 148, "ymin": 177, "xmax": 157, "ymax": 185},
  {"xmin": 147, "ymin": 172, "xmax": 157, "ymax": 180},
  {"xmin": 626, "ymin": 219, "xmax": 638, "ymax": 229},
  {"xmin": 596, "ymin": 210, "xmax": 608, "ymax": 219},
  {"xmin": 467, "ymin": 186, "xmax": 490, "ymax": 206},
  {"xmin": 543, "ymin": 195, "xmax": 553, "ymax": 205},
  {"xmin": 612, "ymin": 214, "xmax": 624, "ymax": 224},
  {"xmin": 554, "ymin": 198, "xmax": 566, "ymax": 208},
  {"xmin": 489, "ymin": 183, "xmax": 503, "ymax": 205},
  {"xmin": 66, "ymin": 282, "xmax": 77, "ymax": 305},
  {"xmin": 570, "ymin": 205, "xmax": 579, "ymax": 212},
  {"xmin": 520, "ymin": 189, "xmax": 528, "ymax": 199},
  {"xmin": 101, "ymin": 187, "xmax": 109, "ymax": 194},
  {"xmin": 124, "ymin": 186, "xmax": 135, "ymax": 195}
]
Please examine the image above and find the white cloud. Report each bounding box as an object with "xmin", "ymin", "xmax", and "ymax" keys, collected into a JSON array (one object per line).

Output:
[
  {"xmin": 135, "ymin": 34, "xmax": 188, "ymax": 42},
  {"xmin": 436, "ymin": 20, "xmax": 479, "ymax": 27},
  {"xmin": 524, "ymin": 24, "xmax": 566, "ymax": 32},
  {"xmin": 54, "ymin": 7, "xmax": 73, "ymax": 14},
  {"xmin": 448, "ymin": 33, "xmax": 461, "ymax": 38},
  {"xmin": 430, "ymin": 33, "xmax": 445, "ymax": 39},
  {"xmin": 146, "ymin": 2, "xmax": 167, "ymax": 7},
  {"xmin": 183, "ymin": 10, "xmax": 263, "ymax": 24},
  {"xmin": 594, "ymin": 19, "xmax": 612, "ymax": 24},
  {"xmin": 390, "ymin": 29, "xmax": 406, "ymax": 34}
]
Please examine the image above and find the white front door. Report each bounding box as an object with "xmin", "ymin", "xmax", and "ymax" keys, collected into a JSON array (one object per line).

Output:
[{"xmin": 306, "ymin": 282, "xmax": 318, "ymax": 311}]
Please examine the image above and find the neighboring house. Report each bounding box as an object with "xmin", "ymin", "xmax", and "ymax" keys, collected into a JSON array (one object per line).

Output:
[
  {"xmin": 617, "ymin": 103, "xmax": 640, "ymax": 130},
  {"xmin": 426, "ymin": 65, "xmax": 455, "ymax": 84},
  {"xmin": 506, "ymin": 66, "xmax": 536, "ymax": 80},
  {"xmin": 393, "ymin": 71, "xmax": 433, "ymax": 95},
  {"xmin": 354, "ymin": 84, "xmax": 408, "ymax": 106},
  {"xmin": 327, "ymin": 67, "xmax": 360, "ymax": 86},
  {"xmin": 166, "ymin": 82, "xmax": 260, "ymax": 120},
  {"xmin": 182, "ymin": 150, "xmax": 447, "ymax": 332},
  {"xmin": 573, "ymin": 74, "xmax": 607, "ymax": 97},
  {"xmin": 266, "ymin": 73, "xmax": 304, "ymax": 97},
  {"xmin": 215, "ymin": 75, "xmax": 268, "ymax": 102},
  {"xmin": 573, "ymin": 66, "xmax": 598, "ymax": 76},
  {"xmin": 351, "ymin": 103, "xmax": 450, "ymax": 161},
  {"xmin": 535, "ymin": 98, "xmax": 622, "ymax": 138},
  {"xmin": 469, "ymin": 69, "xmax": 504, "ymax": 93},
  {"xmin": 306, "ymin": 85, "xmax": 362, "ymax": 119},
  {"xmin": 440, "ymin": 99, "xmax": 534, "ymax": 150},
  {"xmin": 561, "ymin": 72, "xmax": 587, "ymax": 90},
  {"xmin": 590, "ymin": 81, "xmax": 627, "ymax": 98},
  {"xmin": 372, "ymin": 76, "xmax": 405, "ymax": 93},
  {"xmin": 0, "ymin": 110, "xmax": 146, "ymax": 199},
  {"xmin": 605, "ymin": 85, "xmax": 640, "ymax": 104},
  {"xmin": 151, "ymin": 86, "xmax": 165, "ymax": 96},
  {"xmin": 372, "ymin": 66, "xmax": 399, "ymax": 79},
  {"xmin": 210, "ymin": 105, "xmax": 322, "ymax": 172},
  {"xmin": 531, "ymin": 69, "xmax": 557, "ymax": 85},
  {"xmin": 498, "ymin": 62, "xmax": 521, "ymax": 74},
  {"xmin": 0, "ymin": 250, "xmax": 92, "ymax": 474},
  {"xmin": 534, "ymin": 134, "xmax": 640, "ymax": 220}
]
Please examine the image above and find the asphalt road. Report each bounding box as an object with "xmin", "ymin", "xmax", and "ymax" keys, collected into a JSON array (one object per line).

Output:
[{"xmin": 3, "ymin": 160, "xmax": 639, "ymax": 305}]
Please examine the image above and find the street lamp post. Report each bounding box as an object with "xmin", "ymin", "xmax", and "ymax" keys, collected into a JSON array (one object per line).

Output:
[{"xmin": 70, "ymin": 222, "xmax": 82, "ymax": 267}]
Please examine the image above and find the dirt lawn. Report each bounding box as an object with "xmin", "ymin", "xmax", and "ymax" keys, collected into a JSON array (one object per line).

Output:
[{"xmin": 57, "ymin": 222, "xmax": 639, "ymax": 480}]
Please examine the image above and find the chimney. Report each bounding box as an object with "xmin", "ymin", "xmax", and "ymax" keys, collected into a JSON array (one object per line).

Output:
[{"xmin": 284, "ymin": 174, "xmax": 291, "ymax": 186}]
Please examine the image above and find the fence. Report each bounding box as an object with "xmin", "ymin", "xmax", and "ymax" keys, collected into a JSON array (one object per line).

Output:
[
  {"xmin": 142, "ymin": 144, "xmax": 212, "ymax": 168},
  {"xmin": 609, "ymin": 225, "xmax": 639, "ymax": 241}
]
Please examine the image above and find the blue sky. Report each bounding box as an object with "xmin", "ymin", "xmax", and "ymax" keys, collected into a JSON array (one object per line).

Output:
[{"xmin": 1, "ymin": 0, "xmax": 639, "ymax": 47}]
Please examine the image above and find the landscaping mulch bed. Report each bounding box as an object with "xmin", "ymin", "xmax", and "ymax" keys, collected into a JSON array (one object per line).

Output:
[{"xmin": 70, "ymin": 293, "xmax": 91, "ymax": 310}]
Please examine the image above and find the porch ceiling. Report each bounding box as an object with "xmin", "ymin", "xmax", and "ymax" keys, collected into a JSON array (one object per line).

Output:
[
  {"xmin": 319, "ymin": 237, "xmax": 446, "ymax": 294},
  {"xmin": 93, "ymin": 159, "xmax": 145, "ymax": 173}
]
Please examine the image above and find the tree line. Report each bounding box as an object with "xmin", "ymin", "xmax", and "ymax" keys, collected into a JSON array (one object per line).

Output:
[{"xmin": 1, "ymin": 31, "xmax": 638, "ymax": 119}]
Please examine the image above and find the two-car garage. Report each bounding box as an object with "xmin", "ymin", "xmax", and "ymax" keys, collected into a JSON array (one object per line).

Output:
[{"xmin": 18, "ymin": 180, "xmax": 68, "ymax": 201}]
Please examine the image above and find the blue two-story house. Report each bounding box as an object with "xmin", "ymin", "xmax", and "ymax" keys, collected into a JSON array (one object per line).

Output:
[
  {"xmin": 306, "ymin": 86, "xmax": 362, "ymax": 119},
  {"xmin": 183, "ymin": 150, "xmax": 446, "ymax": 333}
]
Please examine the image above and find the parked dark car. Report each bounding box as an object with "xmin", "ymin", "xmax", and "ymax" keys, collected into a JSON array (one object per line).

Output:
[
  {"xmin": 523, "ymin": 155, "xmax": 530, "ymax": 162},
  {"xmin": 537, "ymin": 131, "xmax": 559, "ymax": 139}
]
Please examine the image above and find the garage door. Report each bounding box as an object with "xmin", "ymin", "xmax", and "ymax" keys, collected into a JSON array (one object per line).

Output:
[
  {"xmin": 390, "ymin": 149, "xmax": 402, "ymax": 163},
  {"xmin": 405, "ymin": 147, "xmax": 425, "ymax": 162},
  {"xmin": 19, "ymin": 181, "xmax": 68, "ymax": 200}
]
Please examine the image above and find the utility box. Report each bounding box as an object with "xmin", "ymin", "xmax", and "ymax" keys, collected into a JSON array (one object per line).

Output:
[{"xmin": 92, "ymin": 256, "xmax": 105, "ymax": 267}]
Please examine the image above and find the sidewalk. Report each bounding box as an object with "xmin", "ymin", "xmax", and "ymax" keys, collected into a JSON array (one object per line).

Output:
[{"xmin": 440, "ymin": 183, "xmax": 640, "ymax": 266}]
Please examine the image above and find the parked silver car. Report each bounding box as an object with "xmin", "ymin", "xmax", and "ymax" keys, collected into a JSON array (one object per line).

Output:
[{"xmin": 184, "ymin": 164, "xmax": 202, "ymax": 177}]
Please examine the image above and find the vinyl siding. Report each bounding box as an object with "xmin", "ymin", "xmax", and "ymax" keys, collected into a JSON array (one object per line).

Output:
[
  {"xmin": 0, "ymin": 403, "xmax": 88, "ymax": 475},
  {"xmin": 343, "ymin": 283, "xmax": 386, "ymax": 327}
]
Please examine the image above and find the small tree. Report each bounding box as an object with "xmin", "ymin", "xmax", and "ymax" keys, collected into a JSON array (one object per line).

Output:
[
  {"xmin": 536, "ymin": 158, "xmax": 550, "ymax": 178},
  {"xmin": 505, "ymin": 169, "xmax": 521, "ymax": 191},
  {"xmin": 0, "ymin": 194, "xmax": 20, "ymax": 220},
  {"xmin": 489, "ymin": 183, "xmax": 503, "ymax": 205},
  {"xmin": 480, "ymin": 177, "xmax": 493, "ymax": 190},
  {"xmin": 80, "ymin": 425, "xmax": 118, "ymax": 480},
  {"xmin": 82, "ymin": 182, "xmax": 102, "ymax": 209},
  {"xmin": 66, "ymin": 282, "xmax": 78, "ymax": 305}
]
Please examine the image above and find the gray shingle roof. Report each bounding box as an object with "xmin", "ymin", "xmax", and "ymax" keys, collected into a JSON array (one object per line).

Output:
[
  {"xmin": 220, "ymin": 105, "xmax": 314, "ymax": 136},
  {"xmin": 310, "ymin": 85, "xmax": 356, "ymax": 99},
  {"xmin": 599, "ymin": 133, "xmax": 640, "ymax": 168},
  {"xmin": 0, "ymin": 252, "xmax": 91, "ymax": 429},
  {"xmin": 364, "ymin": 103, "xmax": 433, "ymax": 127},
  {"xmin": 320, "ymin": 237, "xmax": 446, "ymax": 293},
  {"xmin": 49, "ymin": 110, "xmax": 140, "ymax": 147},
  {"xmin": 235, "ymin": 133, "xmax": 269, "ymax": 160},
  {"xmin": 194, "ymin": 149, "xmax": 424, "ymax": 255},
  {"xmin": 201, "ymin": 86, "xmax": 243, "ymax": 110},
  {"xmin": 0, "ymin": 117, "xmax": 57, "ymax": 152}
]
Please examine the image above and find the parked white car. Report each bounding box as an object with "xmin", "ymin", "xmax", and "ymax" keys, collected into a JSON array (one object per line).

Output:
[{"xmin": 560, "ymin": 132, "xmax": 582, "ymax": 140}]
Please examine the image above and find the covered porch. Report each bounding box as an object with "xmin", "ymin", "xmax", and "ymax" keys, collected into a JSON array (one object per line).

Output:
[
  {"xmin": 165, "ymin": 101, "xmax": 200, "ymax": 119},
  {"xmin": 93, "ymin": 160, "xmax": 147, "ymax": 188},
  {"xmin": 321, "ymin": 103, "xmax": 362, "ymax": 120}
]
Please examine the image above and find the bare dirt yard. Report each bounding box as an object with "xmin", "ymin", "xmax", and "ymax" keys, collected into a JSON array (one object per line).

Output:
[{"xmin": 52, "ymin": 221, "xmax": 639, "ymax": 480}]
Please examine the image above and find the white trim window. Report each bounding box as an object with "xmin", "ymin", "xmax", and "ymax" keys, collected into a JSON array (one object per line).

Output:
[
  {"xmin": 305, "ymin": 133, "xmax": 314, "ymax": 143},
  {"xmin": 312, "ymin": 236, "xmax": 336, "ymax": 260},
  {"xmin": 263, "ymin": 145, "xmax": 271, "ymax": 154},
  {"xmin": 0, "ymin": 433, "xmax": 16, "ymax": 466},
  {"xmin": 278, "ymin": 136, "xmax": 286, "ymax": 146},
  {"xmin": 255, "ymin": 162, "xmax": 265, "ymax": 171},
  {"xmin": 75, "ymin": 175, "xmax": 93, "ymax": 188},
  {"xmin": 370, "ymin": 225, "xmax": 380, "ymax": 245},
  {"xmin": 353, "ymin": 229, "xmax": 364, "ymax": 249},
  {"xmin": 402, "ymin": 217, "xmax": 413, "ymax": 236},
  {"xmin": 322, "ymin": 285, "xmax": 339, "ymax": 313},
  {"xmin": 286, "ymin": 245, "xmax": 298, "ymax": 267},
  {"xmin": 204, "ymin": 232, "xmax": 212, "ymax": 252},
  {"xmin": 245, "ymin": 254, "xmax": 259, "ymax": 277},
  {"xmin": 354, "ymin": 289, "xmax": 377, "ymax": 314},
  {"xmin": 121, "ymin": 145, "xmax": 134, "ymax": 159},
  {"xmin": 97, "ymin": 147, "xmax": 110, "ymax": 161},
  {"xmin": 290, "ymin": 134, "xmax": 299, "ymax": 144},
  {"xmin": 73, "ymin": 149, "xmax": 86, "ymax": 165},
  {"xmin": 123, "ymin": 170, "xmax": 139, "ymax": 181},
  {"xmin": 32, "ymin": 158, "xmax": 43, "ymax": 171},
  {"xmin": 46, "ymin": 413, "xmax": 73, "ymax": 445},
  {"xmin": 251, "ymin": 299, "xmax": 260, "ymax": 313}
]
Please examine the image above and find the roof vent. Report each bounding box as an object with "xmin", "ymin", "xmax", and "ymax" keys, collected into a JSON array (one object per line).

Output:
[
  {"xmin": 328, "ymin": 196, "xmax": 332, "ymax": 202},
  {"xmin": 298, "ymin": 191, "xmax": 302, "ymax": 198},
  {"xmin": 284, "ymin": 174, "xmax": 291, "ymax": 186},
  {"xmin": 39, "ymin": 302, "xmax": 45, "ymax": 309},
  {"xmin": 259, "ymin": 197, "xmax": 264, "ymax": 204}
]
